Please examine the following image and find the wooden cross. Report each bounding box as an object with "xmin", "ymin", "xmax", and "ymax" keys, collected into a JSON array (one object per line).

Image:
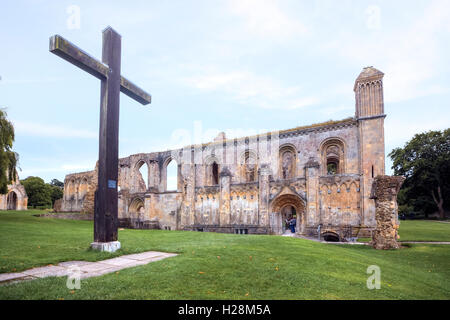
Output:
[{"xmin": 49, "ymin": 27, "xmax": 151, "ymax": 250}]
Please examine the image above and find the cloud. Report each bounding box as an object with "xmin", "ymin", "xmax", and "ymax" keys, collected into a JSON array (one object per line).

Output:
[
  {"xmin": 0, "ymin": 77, "xmax": 63, "ymax": 85},
  {"xmin": 326, "ymin": 0, "xmax": 450, "ymax": 103},
  {"xmin": 227, "ymin": 0, "xmax": 307, "ymax": 38},
  {"xmin": 385, "ymin": 117, "xmax": 450, "ymax": 147},
  {"xmin": 61, "ymin": 164, "xmax": 94, "ymax": 171},
  {"xmin": 182, "ymin": 69, "xmax": 319, "ymax": 110},
  {"xmin": 19, "ymin": 163, "xmax": 94, "ymax": 180},
  {"xmin": 320, "ymin": 104, "xmax": 354, "ymax": 116},
  {"xmin": 14, "ymin": 121, "xmax": 97, "ymax": 139}
]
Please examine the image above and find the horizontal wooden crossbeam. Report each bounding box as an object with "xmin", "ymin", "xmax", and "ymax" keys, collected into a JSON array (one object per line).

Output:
[{"xmin": 49, "ymin": 35, "xmax": 151, "ymax": 105}]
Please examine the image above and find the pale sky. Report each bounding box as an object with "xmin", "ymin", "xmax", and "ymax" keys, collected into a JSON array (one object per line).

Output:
[{"xmin": 1, "ymin": 0, "xmax": 449, "ymax": 183}]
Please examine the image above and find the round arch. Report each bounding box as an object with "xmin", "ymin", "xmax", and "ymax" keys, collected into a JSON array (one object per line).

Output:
[
  {"xmin": 7, "ymin": 191, "xmax": 18, "ymax": 210},
  {"xmin": 322, "ymin": 231, "xmax": 340, "ymax": 242},
  {"xmin": 279, "ymin": 144, "xmax": 297, "ymax": 180},
  {"xmin": 269, "ymin": 194, "xmax": 306, "ymax": 235},
  {"xmin": 319, "ymin": 137, "xmax": 347, "ymax": 176}
]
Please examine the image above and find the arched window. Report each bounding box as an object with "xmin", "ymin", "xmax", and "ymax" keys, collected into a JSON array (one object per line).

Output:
[
  {"xmin": 241, "ymin": 151, "xmax": 257, "ymax": 182},
  {"xmin": 79, "ymin": 178, "xmax": 88, "ymax": 202},
  {"xmin": 212, "ymin": 162, "xmax": 219, "ymax": 185},
  {"xmin": 66, "ymin": 179, "xmax": 76, "ymax": 200},
  {"xmin": 279, "ymin": 145, "xmax": 296, "ymax": 180},
  {"xmin": 166, "ymin": 159, "xmax": 178, "ymax": 191},
  {"xmin": 136, "ymin": 160, "xmax": 149, "ymax": 191},
  {"xmin": 205, "ymin": 156, "xmax": 220, "ymax": 186},
  {"xmin": 320, "ymin": 139, "xmax": 345, "ymax": 175}
]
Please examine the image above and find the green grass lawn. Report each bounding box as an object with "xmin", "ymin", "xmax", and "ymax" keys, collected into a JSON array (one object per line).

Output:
[
  {"xmin": 358, "ymin": 220, "xmax": 450, "ymax": 243},
  {"xmin": 397, "ymin": 220, "xmax": 450, "ymax": 242},
  {"xmin": 0, "ymin": 210, "xmax": 449, "ymax": 300}
]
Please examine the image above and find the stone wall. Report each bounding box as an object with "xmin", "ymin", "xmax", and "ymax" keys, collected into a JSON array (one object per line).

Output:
[
  {"xmin": 61, "ymin": 169, "xmax": 96, "ymax": 213},
  {"xmin": 0, "ymin": 174, "xmax": 28, "ymax": 211},
  {"xmin": 59, "ymin": 67, "xmax": 387, "ymax": 238},
  {"xmin": 370, "ymin": 175, "xmax": 405, "ymax": 249}
]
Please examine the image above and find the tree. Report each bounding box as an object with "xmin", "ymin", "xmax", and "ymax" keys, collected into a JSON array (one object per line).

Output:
[
  {"xmin": 50, "ymin": 178, "xmax": 64, "ymax": 188},
  {"xmin": 49, "ymin": 178, "xmax": 64, "ymax": 206},
  {"xmin": 0, "ymin": 110, "xmax": 18, "ymax": 194},
  {"xmin": 389, "ymin": 129, "xmax": 450, "ymax": 219},
  {"xmin": 49, "ymin": 184, "xmax": 63, "ymax": 206},
  {"xmin": 21, "ymin": 176, "xmax": 52, "ymax": 208}
]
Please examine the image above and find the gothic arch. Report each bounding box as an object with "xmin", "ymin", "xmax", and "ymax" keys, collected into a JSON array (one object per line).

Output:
[
  {"xmin": 65, "ymin": 179, "xmax": 76, "ymax": 200},
  {"xmin": 163, "ymin": 156, "xmax": 180, "ymax": 191},
  {"xmin": 129, "ymin": 197, "xmax": 145, "ymax": 219},
  {"xmin": 78, "ymin": 177, "xmax": 89, "ymax": 202},
  {"xmin": 135, "ymin": 159, "xmax": 149, "ymax": 191}
]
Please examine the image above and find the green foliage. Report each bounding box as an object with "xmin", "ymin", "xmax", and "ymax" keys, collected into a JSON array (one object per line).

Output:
[
  {"xmin": 21, "ymin": 177, "xmax": 64, "ymax": 208},
  {"xmin": 0, "ymin": 110, "xmax": 18, "ymax": 194},
  {"xmin": 49, "ymin": 184, "xmax": 63, "ymax": 205},
  {"xmin": 389, "ymin": 129, "xmax": 450, "ymax": 218},
  {"xmin": 327, "ymin": 163, "xmax": 337, "ymax": 175},
  {"xmin": 21, "ymin": 177, "xmax": 52, "ymax": 208},
  {"xmin": 50, "ymin": 179, "xmax": 64, "ymax": 188},
  {"xmin": 0, "ymin": 211, "xmax": 449, "ymax": 299}
]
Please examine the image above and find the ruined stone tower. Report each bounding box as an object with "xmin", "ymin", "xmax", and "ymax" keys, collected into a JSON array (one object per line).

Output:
[{"xmin": 354, "ymin": 67, "xmax": 386, "ymax": 228}]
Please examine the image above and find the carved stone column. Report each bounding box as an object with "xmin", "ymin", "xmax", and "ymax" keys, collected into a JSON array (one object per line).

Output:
[
  {"xmin": 369, "ymin": 175, "xmax": 405, "ymax": 250},
  {"xmin": 304, "ymin": 157, "xmax": 320, "ymax": 235},
  {"xmin": 258, "ymin": 164, "xmax": 271, "ymax": 228},
  {"xmin": 219, "ymin": 167, "xmax": 232, "ymax": 226}
]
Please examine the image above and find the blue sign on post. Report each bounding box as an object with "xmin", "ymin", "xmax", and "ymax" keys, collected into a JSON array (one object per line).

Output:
[{"xmin": 108, "ymin": 180, "xmax": 117, "ymax": 189}]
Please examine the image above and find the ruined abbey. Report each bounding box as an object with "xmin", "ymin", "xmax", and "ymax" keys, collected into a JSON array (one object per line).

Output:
[
  {"xmin": 60, "ymin": 67, "xmax": 386, "ymax": 240},
  {"xmin": 0, "ymin": 174, "xmax": 28, "ymax": 211}
]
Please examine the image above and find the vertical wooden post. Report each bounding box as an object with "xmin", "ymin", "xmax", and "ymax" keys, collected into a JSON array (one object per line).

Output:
[{"xmin": 94, "ymin": 28, "xmax": 122, "ymax": 244}]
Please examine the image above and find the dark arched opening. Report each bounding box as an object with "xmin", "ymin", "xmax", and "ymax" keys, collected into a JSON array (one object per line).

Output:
[
  {"xmin": 212, "ymin": 162, "xmax": 219, "ymax": 185},
  {"xmin": 7, "ymin": 191, "xmax": 18, "ymax": 210},
  {"xmin": 322, "ymin": 232, "xmax": 340, "ymax": 242}
]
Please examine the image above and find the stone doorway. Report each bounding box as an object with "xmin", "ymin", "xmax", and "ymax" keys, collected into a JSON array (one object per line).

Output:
[
  {"xmin": 7, "ymin": 191, "xmax": 17, "ymax": 210},
  {"xmin": 129, "ymin": 197, "xmax": 145, "ymax": 228},
  {"xmin": 269, "ymin": 194, "xmax": 305, "ymax": 235},
  {"xmin": 281, "ymin": 205, "xmax": 296, "ymax": 234}
]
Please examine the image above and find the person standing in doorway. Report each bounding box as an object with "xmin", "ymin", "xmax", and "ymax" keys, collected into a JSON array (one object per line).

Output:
[
  {"xmin": 285, "ymin": 216, "xmax": 291, "ymax": 231},
  {"xmin": 289, "ymin": 216, "xmax": 296, "ymax": 233}
]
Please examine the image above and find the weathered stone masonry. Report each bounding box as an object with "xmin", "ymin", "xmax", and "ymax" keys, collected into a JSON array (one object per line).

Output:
[
  {"xmin": 370, "ymin": 175, "xmax": 405, "ymax": 249},
  {"xmin": 0, "ymin": 174, "xmax": 28, "ymax": 211},
  {"xmin": 61, "ymin": 67, "xmax": 387, "ymax": 240}
]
